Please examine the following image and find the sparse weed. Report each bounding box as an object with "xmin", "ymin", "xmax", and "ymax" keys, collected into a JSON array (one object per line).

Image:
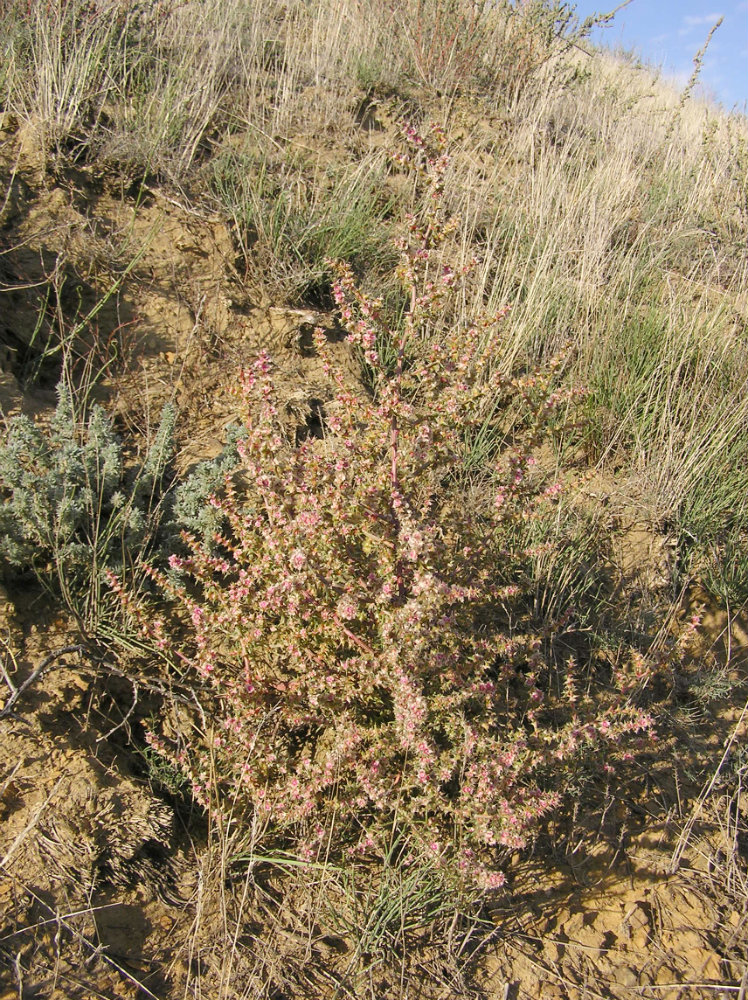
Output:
[
  {"xmin": 208, "ymin": 144, "xmax": 398, "ymax": 304},
  {"xmin": 138, "ymin": 735, "xmax": 190, "ymax": 796},
  {"xmin": 326, "ymin": 825, "xmax": 479, "ymax": 985},
  {"xmin": 404, "ymin": 0, "xmax": 489, "ymax": 97},
  {"xmin": 0, "ymin": 0, "xmax": 145, "ymax": 160},
  {"xmin": 701, "ymin": 528, "xmax": 748, "ymax": 607}
]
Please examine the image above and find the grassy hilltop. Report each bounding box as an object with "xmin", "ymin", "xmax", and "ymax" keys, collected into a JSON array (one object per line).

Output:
[{"xmin": 0, "ymin": 2, "xmax": 746, "ymax": 998}]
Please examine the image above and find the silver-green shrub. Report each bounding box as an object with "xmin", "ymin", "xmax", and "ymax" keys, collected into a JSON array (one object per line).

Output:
[
  {"xmin": 0, "ymin": 383, "xmax": 175, "ymax": 628},
  {"xmin": 0, "ymin": 376, "xmax": 245, "ymax": 633}
]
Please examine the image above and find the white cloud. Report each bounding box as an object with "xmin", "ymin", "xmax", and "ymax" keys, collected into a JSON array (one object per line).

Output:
[
  {"xmin": 678, "ymin": 13, "xmax": 724, "ymax": 37},
  {"xmin": 683, "ymin": 12, "xmax": 724, "ymax": 25}
]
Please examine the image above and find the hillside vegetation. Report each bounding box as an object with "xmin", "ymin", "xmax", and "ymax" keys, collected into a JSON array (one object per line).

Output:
[{"xmin": 0, "ymin": 2, "xmax": 746, "ymax": 998}]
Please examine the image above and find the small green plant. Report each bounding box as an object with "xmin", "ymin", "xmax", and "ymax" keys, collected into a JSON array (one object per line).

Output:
[
  {"xmin": 328, "ymin": 826, "xmax": 467, "ymax": 973},
  {"xmin": 137, "ymin": 733, "xmax": 190, "ymax": 796},
  {"xmin": 120, "ymin": 126, "xmax": 665, "ymax": 890},
  {"xmin": 0, "ymin": 381, "xmax": 175, "ymax": 631},
  {"xmin": 700, "ymin": 528, "xmax": 748, "ymax": 607}
]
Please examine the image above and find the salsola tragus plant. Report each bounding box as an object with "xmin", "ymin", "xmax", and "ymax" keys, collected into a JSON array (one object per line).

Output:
[{"xmin": 122, "ymin": 125, "xmax": 662, "ymax": 886}]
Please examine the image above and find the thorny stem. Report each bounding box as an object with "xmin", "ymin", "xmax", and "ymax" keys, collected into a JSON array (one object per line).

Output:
[{"xmin": 391, "ymin": 220, "xmax": 432, "ymax": 601}]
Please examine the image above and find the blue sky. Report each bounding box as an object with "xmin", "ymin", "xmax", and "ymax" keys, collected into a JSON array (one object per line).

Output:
[{"xmin": 570, "ymin": 0, "xmax": 748, "ymax": 113}]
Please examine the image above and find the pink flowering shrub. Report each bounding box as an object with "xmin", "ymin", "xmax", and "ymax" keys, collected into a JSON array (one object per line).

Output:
[{"xmin": 125, "ymin": 126, "xmax": 662, "ymax": 887}]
